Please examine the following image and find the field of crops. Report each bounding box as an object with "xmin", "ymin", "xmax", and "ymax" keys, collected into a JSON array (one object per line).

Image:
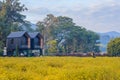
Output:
[{"xmin": 0, "ymin": 57, "xmax": 120, "ymax": 80}]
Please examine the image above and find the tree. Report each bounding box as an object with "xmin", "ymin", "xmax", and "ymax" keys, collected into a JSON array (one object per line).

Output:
[
  {"xmin": 0, "ymin": 0, "xmax": 27, "ymax": 54},
  {"xmin": 4, "ymin": 0, "xmax": 27, "ymax": 23},
  {"xmin": 36, "ymin": 14, "xmax": 58, "ymax": 55},
  {"xmin": 107, "ymin": 38, "xmax": 120, "ymax": 56},
  {"xmin": 0, "ymin": 3, "xmax": 9, "ymax": 46},
  {"xmin": 36, "ymin": 21, "xmax": 45, "ymax": 35},
  {"xmin": 36, "ymin": 14, "xmax": 100, "ymax": 55},
  {"xmin": 54, "ymin": 16, "xmax": 99, "ymax": 53}
]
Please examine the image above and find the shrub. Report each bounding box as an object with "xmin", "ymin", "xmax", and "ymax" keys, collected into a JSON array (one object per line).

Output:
[{"xmin": 107, "ymin": 38, "xmax": 120, "ymax": 56}]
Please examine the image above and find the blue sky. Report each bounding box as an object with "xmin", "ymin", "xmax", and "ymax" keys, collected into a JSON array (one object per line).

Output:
[{"xmin": 20, "ymin": 0, "xmax": 120, "ymax": 32}]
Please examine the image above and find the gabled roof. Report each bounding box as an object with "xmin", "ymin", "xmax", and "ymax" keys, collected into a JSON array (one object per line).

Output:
[
  {"xmin": 7, "ymin": 31, "xmax": 27, "ymax": 38},
  {"xmin": 28, "ymin": 32, "xmax": 42, "ymax": 38}
]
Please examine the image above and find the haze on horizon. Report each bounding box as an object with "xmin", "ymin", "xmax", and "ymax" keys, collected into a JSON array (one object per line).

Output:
[{"xmin": 20, "ymin": 0, "xmax": 120, "ymax": 33}]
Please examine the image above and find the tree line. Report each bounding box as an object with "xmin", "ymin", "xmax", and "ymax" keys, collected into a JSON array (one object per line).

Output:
[
  {"xmin": 36, "ymin": 14, "xmax": 100, "ymax": 55},
  {"xmin": 0, "ymin": 0, "xmax": 100, "ymax": 55}
]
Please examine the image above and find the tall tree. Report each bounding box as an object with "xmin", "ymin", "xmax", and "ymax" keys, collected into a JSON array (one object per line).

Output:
[
  {"xmin": 4, "ymin": 0, "xmax": 27, "ymax": 23},
  {"xmin": 36, "ymin": 14, "xmax": 58, "ymax": 55},
  {"xmin": 0, "ymin": 0, "xmax": 27, "ymax": 54}
]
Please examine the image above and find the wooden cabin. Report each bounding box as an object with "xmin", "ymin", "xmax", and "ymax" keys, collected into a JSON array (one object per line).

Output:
[
  {"xmin": 6, "ymin": 31, "xmax": 43, "ymax": 56},
  {"xmin": 29, "ymin": 32, "xmax": 43, "ymax": 56},
  {"xmin": 6, "ymin": 31, "xmax": 30, "ymax": 56}
]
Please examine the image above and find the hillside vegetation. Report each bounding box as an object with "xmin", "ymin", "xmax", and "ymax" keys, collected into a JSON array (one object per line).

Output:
[{"xmin": 0, "ymin": 57, "xmax": 120, "ymax": 80}]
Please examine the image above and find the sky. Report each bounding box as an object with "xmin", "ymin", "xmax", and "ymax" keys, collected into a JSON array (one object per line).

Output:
[{"xmin": 20, "ymin": 0, "xmax": 120, "ymax": 33}]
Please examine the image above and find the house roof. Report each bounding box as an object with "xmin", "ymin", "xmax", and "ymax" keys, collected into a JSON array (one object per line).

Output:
[
  {"xmin": 28, "ymin": 32, "xmax": 42, "ymax": 38},
  {"xmin": 7, "ymin": 31, "xmax": 27, "ymax": 38}
]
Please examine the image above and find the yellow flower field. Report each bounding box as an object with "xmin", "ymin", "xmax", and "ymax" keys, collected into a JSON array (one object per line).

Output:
[{"xmin": 0, "ymin": 57, "xmax": 120, "ymax": 80}]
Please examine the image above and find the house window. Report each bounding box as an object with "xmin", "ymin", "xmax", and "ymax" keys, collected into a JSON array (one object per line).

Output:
[{"xmin": 11, "ymin": 39, "xmax": 14, "ymax": 44}]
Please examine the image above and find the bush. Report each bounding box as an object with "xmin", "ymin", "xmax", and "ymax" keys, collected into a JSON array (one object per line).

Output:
[
  {"xmin": 47, "ymin": 40, "xmax": 57, "ymax": 55},
  {"xmin": 107, "ymin": 38, "xmax": 120, "ymax": 56}
]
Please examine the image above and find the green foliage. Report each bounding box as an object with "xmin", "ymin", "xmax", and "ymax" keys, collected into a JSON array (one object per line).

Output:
[
  {"xmin": 107, "ymin": 38, "xmax": 120, "ymax": 56},
  {"xmin": 0, "ymin": 0, "xmax": 27, "ymax": 51},
  {"xmin": 47, "ymin": 40, "xmax": 57, "ymax": 54},
  {"xmin": 3, "ymin": 0, "xmax": 27, "ymax": 23},
  {"xmin": 36, "ymin": 21, "xmax": 45, "ymax": 34},
  {"xmin": 55, "ymin": 16, "xmax": 100, "ymax": 53},
  {"xmin": 36, "ymin": 14, "xmax": 100, "ymax": 55}
]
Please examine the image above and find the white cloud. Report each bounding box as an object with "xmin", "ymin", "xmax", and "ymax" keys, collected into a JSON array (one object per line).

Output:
[{"xmin": 21, "ymin": 0, "xmax": 120, "ymax": 32}]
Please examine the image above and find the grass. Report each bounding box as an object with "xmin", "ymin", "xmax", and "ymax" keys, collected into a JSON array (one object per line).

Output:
[{"xmin": 0, "ymin": 57, "xmax": 120, "ymax": 80}]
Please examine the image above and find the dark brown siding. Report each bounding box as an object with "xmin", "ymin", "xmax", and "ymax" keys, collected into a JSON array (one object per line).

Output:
[
  {"xmin": 7, "ymin": 33, "xmax": 30, "ymax": 51},
  {"xmin": 7, "ymin": 38, "xmax": 21, "ymax": 51}
]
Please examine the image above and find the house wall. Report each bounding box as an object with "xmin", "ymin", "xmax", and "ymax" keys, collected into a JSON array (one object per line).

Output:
[
  {"xmin": 19, "ymin": 33, "xmax": 30, "ymax": 49},
  {"xmin": 34, "ymin": 37, "xmax": 40, "ymax": 49},
  {"xmin": 30, "ymin": 35, "xmax": 43, "ymax": 49},
  {"xmin": 30, "ymin": 39, "xmax": 34, "ymax": 49},
  {"xmin": 35, "ymin": 37, "xmax": 40, "ymax": 44},
  {"xmin": 20, "ymin": 36, "xmax": 27, "ymax": 48},
  {"xmin": 7, "ymin": 38, "xmax": 21, "ymax": 51}
]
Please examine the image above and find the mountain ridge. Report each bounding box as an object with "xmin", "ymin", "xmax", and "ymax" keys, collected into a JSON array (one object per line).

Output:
[{"xmin": 98, "ymin": 31, "xmax": 120, "ymax": 52}]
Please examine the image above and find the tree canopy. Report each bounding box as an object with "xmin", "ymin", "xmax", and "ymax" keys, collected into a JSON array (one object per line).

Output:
[
  {"xmin": 0, "ymin": 0, "xmax": 27, "ymax": 54},
  {"xmin": 36, "ymin": 14, "xmax": 100, "ymax": 55},
  {"xmin": 107, "ymin": 38, "xmax": 120, "ymax": 56}
]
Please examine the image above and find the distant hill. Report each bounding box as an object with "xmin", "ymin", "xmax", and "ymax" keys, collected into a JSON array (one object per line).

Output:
[
  {"xmin": 21, "ymin": 22, "xmax": 37, "ymax": 31},
  {"xmin": 30, "ymin": 23, "xmax": 37, "ymax": 30},
  {"xmin": 99, "ymin": 31, "xmax": 120, "ymax": 38},
  {"xmin": 98, "ymin": 31, "xmax": 120, "ymax": 52}
]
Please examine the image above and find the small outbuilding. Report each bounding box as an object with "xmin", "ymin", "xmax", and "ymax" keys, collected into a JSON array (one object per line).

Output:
[{"xmin": 6, "ymin": 31, "xmax": 43, "ymax": 56}]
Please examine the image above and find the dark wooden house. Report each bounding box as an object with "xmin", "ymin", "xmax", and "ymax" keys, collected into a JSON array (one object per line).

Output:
[
  {"xmin": 6, "ymin": 31, "xmax": 43, "ymax": 56},
  {"xmin": 29, "ymin": 32, "xmax": 43, "ymax": 56},
  {"xmin": 7, "ymin": 31, "xmax": 30, "ymax": 56}
]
